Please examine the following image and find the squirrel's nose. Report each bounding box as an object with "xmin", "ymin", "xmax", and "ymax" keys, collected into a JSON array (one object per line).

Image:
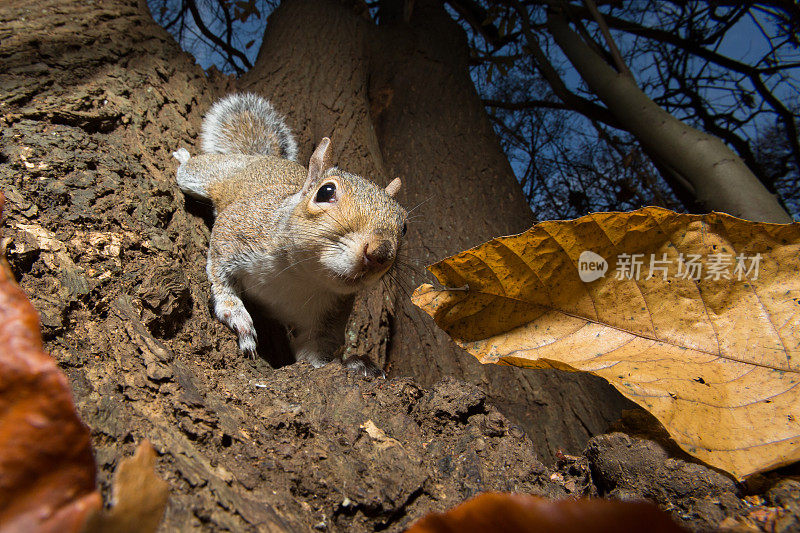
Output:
[{"xmin": 363, "ymin": 239, "xmax": 394, "ymax": 270}]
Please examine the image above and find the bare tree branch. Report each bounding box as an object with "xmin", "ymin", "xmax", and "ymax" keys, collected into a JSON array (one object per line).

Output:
[
  {"xmin": 505, "ymin": 0, "xmax": 623, "ymax": 129},
  {"xmin": 546, "ymin": 8, "xmax": 792, "ymax": 222},
  {"xmin": 445, "ymin": 0, "xmax": 519, "ymax": 49},
  {"xmin": 560, "ymin": 2, "xmax": 800, "ymax": 180},
  {"xmin": 581, "ymin": 0, "xmax": 634, "ymax": 79},
  {"xmin": 185, "ymin": 0, "xmax": 252, "ymax": 74}
]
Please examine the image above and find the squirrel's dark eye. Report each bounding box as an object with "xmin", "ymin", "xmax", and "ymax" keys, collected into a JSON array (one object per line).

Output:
[
  {"xmin": 315, "ymin": 183, "xmax": 337, "ymax": 203},
  {"xmin": 402, "ymin": 223, "xmax": 407, "ymax": 236}
]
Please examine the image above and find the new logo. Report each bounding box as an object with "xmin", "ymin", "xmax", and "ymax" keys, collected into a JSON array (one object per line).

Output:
[{"xmin": 578, "ymin": 251, "xmax": 608, "ymax": 283}]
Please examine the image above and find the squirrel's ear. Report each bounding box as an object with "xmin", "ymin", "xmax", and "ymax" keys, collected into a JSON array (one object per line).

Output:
[
  {"xmin": 385, "ymin": 177, "xmax": 402, "ymax": 197},
  {"xmin": 306, "ymin": 137, "xmax": 331, "ymax": 187}
]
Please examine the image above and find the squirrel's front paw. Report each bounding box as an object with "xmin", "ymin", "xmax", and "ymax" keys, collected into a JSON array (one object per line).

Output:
[
  {"xmin": 237, "ymin": 330, "xmax": 258, "ymax": 359},
  {"xmin": 342, "ymin": 355, "xmax": 386, "ymax": 379},
  {"xmin": 217, "ymin": 303, "xmax": 257, "ymax": 358}
]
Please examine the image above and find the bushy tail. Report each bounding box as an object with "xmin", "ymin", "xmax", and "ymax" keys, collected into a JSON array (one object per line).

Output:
[{"xmin": 200, "ymin": 93, "xmax": 298, "ymax": 161}]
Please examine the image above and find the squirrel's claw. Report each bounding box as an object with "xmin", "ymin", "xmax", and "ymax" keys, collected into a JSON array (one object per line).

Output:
[
  {"xmin": 239, "ymin": 335, "xmax": 258, "ymax": 359},
  {"xmin": 234, "ymin": 323, "xmax": 257, "ymax": 358},
  {"xmin": 342, "ymin": 355, "xmax": 386, "ymax": 379},
  {"xmin": 214, "ymin": 296, "xmax": 258, "ymax": 358}
]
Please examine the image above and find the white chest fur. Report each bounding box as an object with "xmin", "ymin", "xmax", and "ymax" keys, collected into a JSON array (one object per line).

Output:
[{"xmin": 237, "ymin": 256, "xmax": 342, "ymax": 334}]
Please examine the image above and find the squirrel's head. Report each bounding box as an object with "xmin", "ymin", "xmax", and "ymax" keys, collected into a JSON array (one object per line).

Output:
[{"xmin": 292, "ymin": 138, "xmax": 407, "ymax": 294}]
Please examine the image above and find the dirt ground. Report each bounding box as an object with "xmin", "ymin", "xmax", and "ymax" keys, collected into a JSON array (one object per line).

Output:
[
  {"xmin": 1, "ymin": 134, "xmax": 799, "ymax": 530},
  {"xmin": 1, "ymin": 0, "xmax": 799, "ymax": 528}
]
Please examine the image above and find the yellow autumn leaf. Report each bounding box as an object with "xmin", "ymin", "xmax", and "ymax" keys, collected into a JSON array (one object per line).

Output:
[
  {"xmin": 412, "ymin": 206, "xmax": 800, "ymax": 480},
  {"xmin": 83, "ymin": 441, "xmax": 169, "ymax": 533}
]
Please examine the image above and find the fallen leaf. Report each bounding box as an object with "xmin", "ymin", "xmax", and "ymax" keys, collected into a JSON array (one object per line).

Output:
[
  {"xmin": 83, "ymin": 441, "xmax": 169, "ymax": 533},
  {"xmin": 412, "ymin": 207, "xmax": 800, "ymax": 480},
  {"xmin": 0, "ymin": 192, "xmax": 102, "ymax": 532},
  {"xmin": 405, "ymin": 492, "xmax": 685, "ymax": 533}
]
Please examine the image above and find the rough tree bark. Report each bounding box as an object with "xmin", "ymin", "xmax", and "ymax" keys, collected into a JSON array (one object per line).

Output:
[
  {"xmin": 242, "ymin": 0, "xmax": 632, "ymax": 463},
  {"xmin": 1, "ymin": 0, "xmax": 630, "ymax": 529}
]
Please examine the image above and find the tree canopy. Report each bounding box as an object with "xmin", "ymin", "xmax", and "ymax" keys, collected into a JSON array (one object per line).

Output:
[{"xmin": 150, "ymin": 0, "xmax": 800, "ymax": 221}]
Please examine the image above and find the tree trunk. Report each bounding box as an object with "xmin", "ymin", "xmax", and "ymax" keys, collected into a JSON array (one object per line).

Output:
[
  {"xmin": 242, "ymin": 0, "xmax": 633, "ymax": 464},
  {"xmin": 1, "ymin": 0, "xmax": 631, "ymax": 529},
  {"xmin": 0, "ymin": 0, "xmax": 304, "ymax": 529},
  {"xmin": 547, "ymin": 12, "xmax": 793, "ymax": 224}
]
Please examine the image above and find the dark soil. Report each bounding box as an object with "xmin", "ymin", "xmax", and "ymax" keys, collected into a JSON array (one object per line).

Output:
[
  {"xmin": 1, "ymin": 0, "xmax": 799, "ymax": 531},
  {"xmin": 2, "ymin": 157, "xmax": 799, "ymax": 530}
]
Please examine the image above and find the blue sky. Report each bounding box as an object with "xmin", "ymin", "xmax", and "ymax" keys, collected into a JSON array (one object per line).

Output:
[{"xmin": 151, "ymin": 1, "xmax": 799, "ymax": 217}]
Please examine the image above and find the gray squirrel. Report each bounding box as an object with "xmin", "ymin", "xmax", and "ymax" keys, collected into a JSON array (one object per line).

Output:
[{"xmin": 173, "ymin": 93, "xmax": 407, "ymax": 377}]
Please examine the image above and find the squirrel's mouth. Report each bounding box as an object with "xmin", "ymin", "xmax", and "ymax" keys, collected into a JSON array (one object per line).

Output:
[
  {"xmin": 321, "ymin": 270, "xmax": 370, "ymax": 295},
  {"xmin": 319, "ymin": 234, "xmax": 396, "ymax": 291},
  {"xmin": 337, "ymin": 267, "xmax": 386, "ymax": 288},
  {"xmin": 325, "ymin": 261, "xmax": 391, "ymax": 294}
]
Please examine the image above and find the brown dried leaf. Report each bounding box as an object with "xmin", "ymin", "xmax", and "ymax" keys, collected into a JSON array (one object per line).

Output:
[
  {"xmin": 83, "ymin": 441, "xmax": 169, "ymax": 533},
  {"xmin": 405, "ymin": 492, "xmax": 685, "ymax": 533},
  {"xmin": 412, "ymin": 207, "xmax": 800, "ymax": 480},
  {"xmin": 0, "ymin": 192, "xmax": 101, "ymax": 533}
]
